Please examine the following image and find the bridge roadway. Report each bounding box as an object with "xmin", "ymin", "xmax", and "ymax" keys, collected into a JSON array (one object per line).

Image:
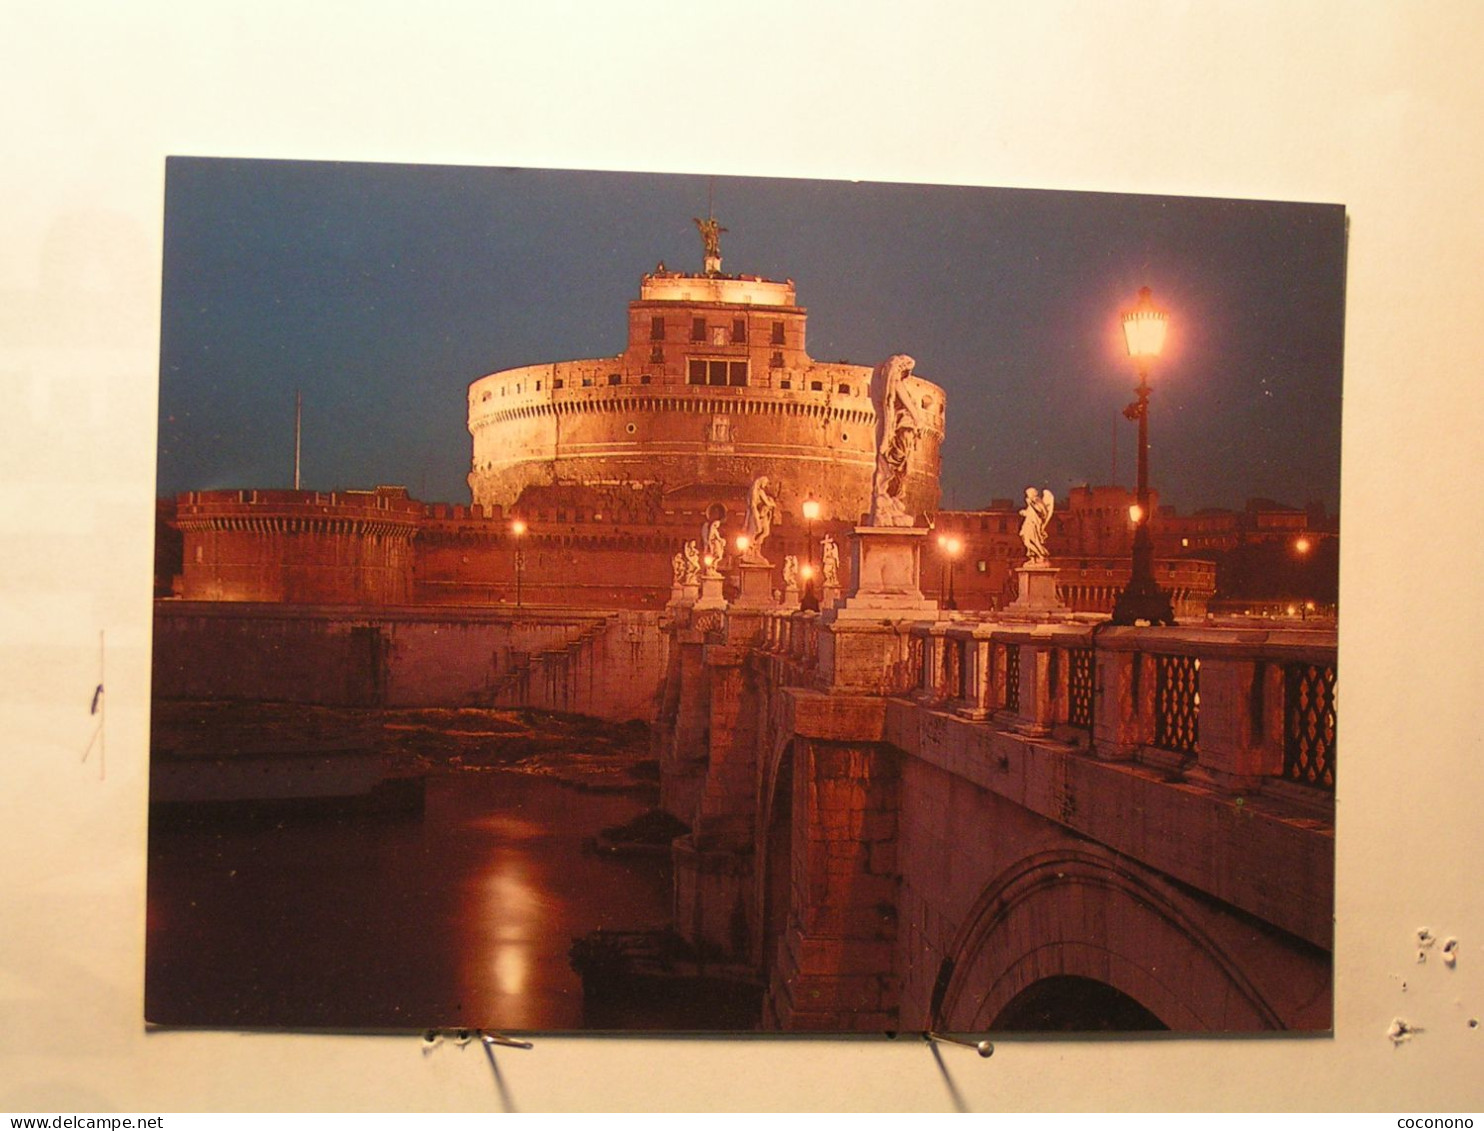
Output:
[{"xmin": 654, "ymin": 602, "xmax": 1336, "ymax": 1032}]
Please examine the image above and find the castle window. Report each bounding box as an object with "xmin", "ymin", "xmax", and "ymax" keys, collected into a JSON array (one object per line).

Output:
[
  {"xmin": 649, "ymin": 345, "xmax": 664, "ymax": 364},
  {"xmin": 838, "ymin": 383, "xmax": 851, "ymax": 395},
  {"xmin": 554, "ymin": 379, "xmax": 564, "ymax": 390},
  {"xmin": 691, "ymin": 317, "xmax": 706, "ymax": 342},
  {"xmin": 640, "ymin": 374, "xmax": 652, "ymax": 385},
  {"xmin": 581, "ymin": 377, "xmax": 594, "ymax": 388},
  {"xmin": 771, "ymin": 320, "xmax": 785, "ymax": 345},
  {"xmin": 779, "ymin": 379, "xmax": 792, "ymax": 389},
  {"xmin": 729, "ymin": 361, "xmax": 748, "ymax": 387},
  {"xmin": 688, "ymin": 360, "xmax": 706, "ymax": 385},
  {"xmin": 536, "ymin": 381, "xmax": 542, "ymax": 391},
  {"xmin": 650, "ymin": 316, "xmax": 665, "ymax": 341},
  {"xmin": 732, "ymin": 318, "xmax": 747, "ymax": 344},
  {"xmin": 608, "ymin": 373, "xmax": 622, "ymax": 386},
  {"xmin": 769, "ymin": 351, "xmax": 784, "ymax": 368},
  {"xmin": 810, "ymin": 380, "xmax": 824, "ymax": 391}
]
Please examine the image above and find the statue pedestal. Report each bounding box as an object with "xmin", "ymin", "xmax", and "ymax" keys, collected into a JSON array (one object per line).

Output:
[
  {"xmin": 732, "ymin": 559, "xmax": 776, "ymax": 609},
  {"xmin": 827, "ymin": 526, "xmax": 937, "ymax": 622},
  {"xmin": 1006, "ymin": 562, "xmax": 1068, "ymax": 618},
  {"xmin": 781, "ymin": 584, "xmax": 800, "ymax": 610},
  {"xmin": 695, "ymin": 573, "xmax": 727, "ymax": 611}
]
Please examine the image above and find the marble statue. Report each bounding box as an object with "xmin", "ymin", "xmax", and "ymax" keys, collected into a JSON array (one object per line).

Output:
[
  {"xmin": 783, "ymin": 555, "xmax": 799, "ymax": 591},
  {"xmin": 821, "ymin": 534, "xmax": 840, "ymax": 589},
  {"xmin": 869, "ymin": 354, "xmax": 929, "ymax": 526},
  {"xmin": 705, "ymin": 519, "xmax": 726, "ymax": 572},
  {"xmin": 683, "ymin": 540, "xmax": 702, "ymax": 586},
  {"xmin": 744, "ymin": 475, "xmax": 779, "ymax": 558},
  {"xmin": 1019, "ymin": 487, "xmax": 1055, "ymax": 564},
  {"xmin": 672, "ymin": 550, "xmax": 686, "ymax": 586}
]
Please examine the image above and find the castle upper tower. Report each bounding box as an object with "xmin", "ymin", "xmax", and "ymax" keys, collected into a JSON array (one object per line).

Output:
[{"xmin": 466, "ymin": 225, "xmax": 945, "ymax": 524}]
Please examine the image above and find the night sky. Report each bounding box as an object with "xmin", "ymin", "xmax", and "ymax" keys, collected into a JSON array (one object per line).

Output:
[{"xmin": 157, "ymin": 158, "xmax": 1346, "ymax": 514}]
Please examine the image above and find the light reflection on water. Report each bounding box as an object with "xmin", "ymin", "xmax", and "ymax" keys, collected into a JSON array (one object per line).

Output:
[{"xmin": 146, "ymin": 769, "xmax": 670, "ymax": 1031}]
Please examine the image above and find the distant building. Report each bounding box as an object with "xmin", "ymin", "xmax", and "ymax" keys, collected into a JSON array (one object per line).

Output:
[{"xmin": 466, "ymin": 257, "xmax": 945, "ymax": 525}]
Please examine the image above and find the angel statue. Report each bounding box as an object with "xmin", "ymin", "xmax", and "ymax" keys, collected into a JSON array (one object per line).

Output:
[
  {"xmin": 821, "ymin": 534, "xmax": 840, "ymax": 589},
  {"xmin": 672, "ymin": 550, "xmax": 687, "ymax": 586},
  {"xmin": 744, "ymin": 475, "xmax": 779, "ymax": 559},
  {"xmin": 704, "ymin": 519, "xmax": 726, "ymax": 575},
  {"xmin": 1019, "ymin": 487, "xmax": 1055, "ymax": 564},
  {"xmin": 682, "ymin": 540, "xmax": 702, "ymax": 586},
  {"xmin": 783, "ymin": 555, "xmax": 800, "ymax": 592},
  {"xmin": 694, "ymin": 216, "xmax": 727, "ymax": 273},
  {"xmin": 869, "ymin": 354, "xmax": 931, "ymax": 526}
]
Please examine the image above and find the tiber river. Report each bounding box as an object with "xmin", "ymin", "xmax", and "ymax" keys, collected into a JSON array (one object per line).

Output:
[{"xmin": 146, "ymin": 769, "xmax": 674, "ymax": 1031}]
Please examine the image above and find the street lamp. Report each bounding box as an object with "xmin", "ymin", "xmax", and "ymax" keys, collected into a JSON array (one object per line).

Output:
[
  {"xmin": 801, "ymin": 497, "xmax": 821, "ymax": 611},
  {"xmin": 937, "ymin": 533, "xmax": 962, "ymax": 610},
  {"xmin": 511, "ymin": 518, "xmax": 527, "ymax": 609},
  {"xmin": 943, "ymin": 534, "xmax": 967, "ymax": 608},
  {"xmin": 1111, "ymin": 286, "xmax": 1176, "ymax": 626}
]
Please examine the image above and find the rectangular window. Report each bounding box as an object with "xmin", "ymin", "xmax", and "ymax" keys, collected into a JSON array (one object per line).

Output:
[
  {"xmin": 649, "ymin": 345, "xmax": 664, "ymax": 364},
  {"xmin": 650, "ymin": 316, "xmax": 665, "ymax": 341},
  {"xmin": 688, "ymin": 360, "xmax": 707, "ymax": 385},
  {"xmin": 553, "ymin": 379, "xmax": 564, "ymax": 390},
  {"xmin": 691, "ymin": 317, "xmax": 706, "ymax": 342},
  {"xmin": 769, "ymin": 351, "xmax": 784, "ymax": 368},
  {"xmin": 771, "ymin": 320, "xmax": 785, "ymax": 345},
  {"xmin": 708, "ymin": 360, "xmax": 729, "ymax": 386},
  {"xmin": 608, "ymin": 373, "xmax": 622, "ymax": 386},
  {"xmin": 729, "ymin": 361, "xmax": 748, "ymax": 387},
  {"xmin": 732, "ymin": 318, "xmax": 747, "ymax": 343}
]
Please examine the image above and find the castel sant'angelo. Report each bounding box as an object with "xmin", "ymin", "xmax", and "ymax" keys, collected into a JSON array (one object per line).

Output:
[{"xmin": 167, "ymin": 219, "xmax": 947, "ymax": 609}]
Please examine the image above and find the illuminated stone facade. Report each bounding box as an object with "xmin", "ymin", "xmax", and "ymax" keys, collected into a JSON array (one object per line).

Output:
[{"xmin": 467, "ymin": 267, "xmax": 946, "ymax": 526}]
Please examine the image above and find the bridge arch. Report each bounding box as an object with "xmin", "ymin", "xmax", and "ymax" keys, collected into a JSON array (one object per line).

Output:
[{"xmin": 933, "ymin": 845, "xmax": 1284, "ymax": 1032}]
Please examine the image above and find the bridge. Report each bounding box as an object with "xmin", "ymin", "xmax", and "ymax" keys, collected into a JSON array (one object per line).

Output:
[{"xmin": 654, "ymin": 596, "xmax": 1336, "ymax": 1032}]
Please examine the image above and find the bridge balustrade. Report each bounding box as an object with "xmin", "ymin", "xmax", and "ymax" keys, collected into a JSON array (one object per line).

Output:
[
  {"xmin": 896, "ymin": 617, "xmax": 1335, "ymax": 796},
  {"xmin": 741, "ymin": 607, "xmax": 1335, "ymax": 795}
]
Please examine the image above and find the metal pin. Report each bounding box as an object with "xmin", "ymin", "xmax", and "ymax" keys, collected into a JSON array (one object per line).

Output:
[
  {"xmin": 481, "ymin": 1031, "xmax": 534, "ymax": 1050},
  {"xmin": 926, "ymin": 1031, "xmax": 995, "ymax": 1057}
]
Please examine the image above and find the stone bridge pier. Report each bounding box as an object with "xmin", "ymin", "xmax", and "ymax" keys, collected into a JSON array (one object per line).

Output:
[{"xmin": 654, "ymin": 594, "xmax": 1335, "ymax": 1033}]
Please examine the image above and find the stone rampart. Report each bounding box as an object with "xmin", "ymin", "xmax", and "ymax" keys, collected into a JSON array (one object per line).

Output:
[{"xmin": 153, "ymin": 602, "xmax": 669, "ymax": 722}]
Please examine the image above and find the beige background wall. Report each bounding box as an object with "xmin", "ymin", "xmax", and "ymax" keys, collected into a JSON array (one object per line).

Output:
[{"xmin": 2, "ymin": 2, "xmax": 1480, "ymax": 1112}]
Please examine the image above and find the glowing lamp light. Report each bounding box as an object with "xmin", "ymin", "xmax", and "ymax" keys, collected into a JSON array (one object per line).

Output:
[
  {"xmin": 800, "ymin": 564, "xmax": 814, "ymax": 580},
  {"xmin": 735, "ymin": 534, "xmax": 751, "ymax": 553},
  {"xmin": 1295, "ymin": 536, "xmax": 1312, "ymax": 554},
  {"xmin": 1128, "ymin": 504, "xmax": 1144, "ymax": 524},
  {"xmin": 946, "ymin": 536, "xmax": 963, "ymax": 557},
  {"xmin": 1121, "ymin": 286, "xmax": 1169, "ymax": 360},
  {"xmin": 802, "ymin": 499, "xmax": 821, "ymax": 522},
  {"xmin": 511, "ymin": 519, "xmax": 527, "ymax": 536},
  {"xmin": 703, "ymin": 554, "xmax": 714, "ymax": 568}
]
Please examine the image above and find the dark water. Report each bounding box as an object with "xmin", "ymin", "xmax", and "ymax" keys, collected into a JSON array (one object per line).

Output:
[{"xmin": 145, "ymin": 771, "xmax": 672, "ymax": 1031}]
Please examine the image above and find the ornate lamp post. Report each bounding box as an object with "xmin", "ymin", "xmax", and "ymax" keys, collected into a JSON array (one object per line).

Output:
[
  {"xmin": 511, "ymin": 518, "xmax": 527, "ymax": 609},
  {"xmin": 937, "ymin": 533, "xmax": 962, "ymax": 610},
  {"xmin": 1111, "ymin": 287, "xmax": 1176, "ymax": 626},
  {"xmin": 800, "ymin": 498, "xmax": 821, "ymax": 611}
]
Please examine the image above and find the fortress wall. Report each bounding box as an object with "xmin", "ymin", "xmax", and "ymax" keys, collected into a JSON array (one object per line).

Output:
[{"xmin": 153, "ymin": 603, "xmax": 670, "ymax": 722}]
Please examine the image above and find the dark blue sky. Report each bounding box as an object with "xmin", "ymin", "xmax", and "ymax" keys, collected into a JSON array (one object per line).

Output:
[{"xmin": 158, "ymin": 159, "xmax": 1345, "ymax": 513}]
